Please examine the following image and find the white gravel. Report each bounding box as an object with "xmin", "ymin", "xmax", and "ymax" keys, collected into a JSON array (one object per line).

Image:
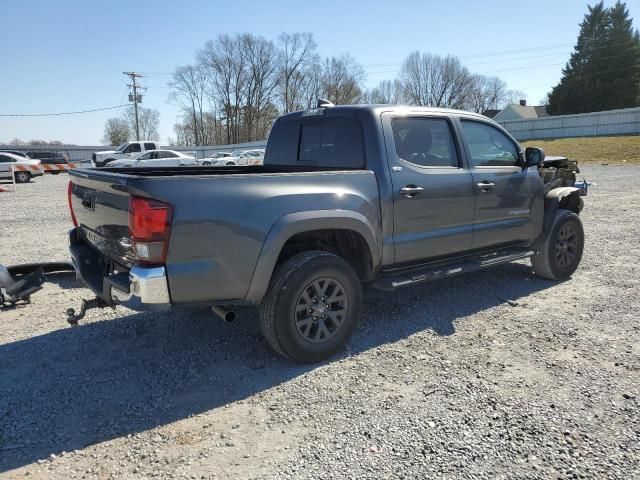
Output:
[{"xmin": 0, "ymin": 168, "xmax": 638, "ymax": 479}]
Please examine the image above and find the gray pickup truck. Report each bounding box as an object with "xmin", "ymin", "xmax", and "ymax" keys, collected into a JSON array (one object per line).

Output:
[{"xmin": 68, "ymin": 103, "xmax": 587, "ymax": 363}]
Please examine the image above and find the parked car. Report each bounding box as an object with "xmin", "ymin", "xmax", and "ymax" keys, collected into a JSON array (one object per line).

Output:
[
  {"xmin": 199, "ymin": 152, "xmax": 233, "ymax": 166},
  {"xmin": 0, "ymin": 150, "xmax": 31, "ymax": 159},
  {"xmin": 68, "ymin": 103, "xmax": 588, "ymax": 363},
  {"xmin": 0, "ymin": 152, "xmax": 44, "ymax": 183},
  {"xmin": 27, "ymin": 151, "xmax": 69, "ymax": 163},
  {"xmin": 92, "ymin": 141, "xmax": 161, "ymax": 167},
  {"xmin": 107, "ymin": 150, "xmax": 197, "ymax": 168},
  {"xmin": 26, "ymin": 151, "xmax": 70, "ymax": 174},
  {"xmin": 236, "ymin": 149, "xmax": 265, "ymax": 166}
]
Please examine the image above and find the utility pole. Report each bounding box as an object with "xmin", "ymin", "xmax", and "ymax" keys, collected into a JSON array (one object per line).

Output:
[{"xmin": 123, "ymin": 71, "xmax": 143, "ymax": 140}]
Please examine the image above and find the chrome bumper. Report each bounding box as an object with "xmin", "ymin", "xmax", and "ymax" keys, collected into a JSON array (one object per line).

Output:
[{"xmin": 111, "ymin": 266, "xmax": 171, "ymax": 311}]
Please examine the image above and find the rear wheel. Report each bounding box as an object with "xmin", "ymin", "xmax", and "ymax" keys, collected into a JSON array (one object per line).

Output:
[
  {"xmin": 14, "ymin": 171, "xmax": 31, "ymax": 183},
  {"xmin": 226, "ymin": 161, "xmax": 235, "ymax": 166},
  {"xmin": 201, "ymin": 161, "xmax": 211, "ymax": 166},
  {"xmin": 260, "ymin": 251, "xmax": 362, "ymax": 363},
  {"xmin": 531, "ymin": 210, "xmax": 584, "ymax": 280}
]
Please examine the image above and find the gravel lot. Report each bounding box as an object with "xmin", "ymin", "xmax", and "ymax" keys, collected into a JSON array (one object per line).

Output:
[{"xmin": 1, "ymin": 168, "xmax": 639, "ymax": 479}]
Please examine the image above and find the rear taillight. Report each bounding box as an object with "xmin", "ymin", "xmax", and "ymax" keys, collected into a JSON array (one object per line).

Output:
[
  {"xmin": 128, "ymin": 196, "xmax": 173, "ymax": 265},
  {"xmin": 68, "ymin": 181, "xmax": 78, "ymax": 227}
]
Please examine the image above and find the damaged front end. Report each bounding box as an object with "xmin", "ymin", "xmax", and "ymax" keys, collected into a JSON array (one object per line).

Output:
[{"xmin": 539, "ymin": 156, "xmax": 590, "ymax": 196}]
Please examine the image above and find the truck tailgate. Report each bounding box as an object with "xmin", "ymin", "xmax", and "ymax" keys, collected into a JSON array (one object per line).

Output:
[{"xmin": 69, "ymin": 170, "xmax": 133, "ymax": 267}]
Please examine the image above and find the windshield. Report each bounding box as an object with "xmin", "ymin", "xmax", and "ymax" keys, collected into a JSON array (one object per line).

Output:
[
  {"xmin": 115, "ymin": 143, "xmax": 128, "ymax": 152},
  {"xmin": 231, "ymin": 150, "xmax": 243, "ymax": 156}
]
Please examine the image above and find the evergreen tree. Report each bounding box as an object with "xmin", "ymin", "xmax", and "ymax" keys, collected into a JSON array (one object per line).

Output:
[
  {"xmin": 604, "ymin": 1, "xmax": 640, "ymax": 109},
  {"xmin": 547, "ymin": 1, "xmax": 640, "ymax": 115}
]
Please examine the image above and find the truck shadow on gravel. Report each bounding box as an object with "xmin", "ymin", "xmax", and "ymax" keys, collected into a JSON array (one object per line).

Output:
[{"xmin": 0, "ymin": 263, "xmax": 557, "ymax": 472}]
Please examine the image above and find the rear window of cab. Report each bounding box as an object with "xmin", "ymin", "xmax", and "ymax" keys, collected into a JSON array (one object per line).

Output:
[{"xmin": 265, "ymin": 117, "xmax": 365, "ymax": 168}]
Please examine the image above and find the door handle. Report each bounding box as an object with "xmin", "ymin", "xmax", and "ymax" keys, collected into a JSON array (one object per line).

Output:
[
  {"xmin": 476, "ymin": 181, "xmax": 496, "ymax": 192},
  {"xmin": 399, "ymin": 185, "xmax": 425, "ymax": 197}
]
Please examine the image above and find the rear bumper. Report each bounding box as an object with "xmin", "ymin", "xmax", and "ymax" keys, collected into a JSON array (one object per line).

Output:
[{"xmin": 69, "ymin": 228, "xmax": 171, "ymax": 311}]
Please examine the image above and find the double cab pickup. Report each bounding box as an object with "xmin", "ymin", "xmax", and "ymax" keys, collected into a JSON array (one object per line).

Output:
[{"xmin": 68, "ymin": 103, "xmax": 587, "ymax": 363}]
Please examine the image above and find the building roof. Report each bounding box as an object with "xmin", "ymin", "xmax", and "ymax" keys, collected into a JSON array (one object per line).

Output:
[
  {"xmin": 493, "ymin": 103, "xmax": 549, "ymax": 122},
  {"xmin": 482, "ymin": 109, "xmax": 501, "ymax": 119}
]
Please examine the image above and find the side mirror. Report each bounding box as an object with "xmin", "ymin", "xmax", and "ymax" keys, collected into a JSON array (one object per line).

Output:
[{"xmin": 524, "ymin": 147, "xmax": 545, "ymax": 168}]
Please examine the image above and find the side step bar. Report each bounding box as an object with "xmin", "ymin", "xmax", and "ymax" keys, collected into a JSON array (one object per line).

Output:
[{"xmin": 372, "ymin": 249, "xmax": 535, "ymax": 291}]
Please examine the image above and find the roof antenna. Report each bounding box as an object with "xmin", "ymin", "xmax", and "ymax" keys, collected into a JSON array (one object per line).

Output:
[{"xmin": 317, "ymin": 99, "xmax": 334, "ymax": 108}]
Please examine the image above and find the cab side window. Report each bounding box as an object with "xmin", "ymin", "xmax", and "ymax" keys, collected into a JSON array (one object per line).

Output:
[
  {"xmin": 144, "ymin": 143, "xmax": 156, "ymax": 150},
  {"xmin": 125, "ymin": 143, "xmax": 141, "ymax": 154},
  {"xmin": 460, "ymin": 121, "xmax": 519, "ymax": 167},
  {"xmin": 392, "ymin": 117, "xmax": 459, "ymax": 168}
]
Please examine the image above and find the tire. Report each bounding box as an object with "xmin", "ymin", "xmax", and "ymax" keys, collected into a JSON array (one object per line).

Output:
[
  {"xmin": 531, "ymin": 210, "xmax": 584, "ymax": 280},
  {"xmin": 202, "ymin": 161, "xmax": 211, "ymax": 166},
  {"xmin": 14, "ymin": 171, "xmax": 31, "ymax": 183},
  {"xmin": 259, "ymin": 251, "xmax": 362, "ymax": 363},
  {"xmin": 226, "ymin": 161, "xmax": 235, "ymax": 166}
]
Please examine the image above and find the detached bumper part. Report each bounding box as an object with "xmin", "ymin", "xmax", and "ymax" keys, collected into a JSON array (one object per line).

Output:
[{"xmin": 110, "ymin": 266, "xmax": 171, "ymax": 311}]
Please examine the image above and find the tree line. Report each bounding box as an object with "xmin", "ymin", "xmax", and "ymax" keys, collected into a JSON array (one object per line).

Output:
[
  {"xmin": 103, "ymin": 1, "xmax": 638, "ymax": 147},
  {"xmin": 165, "ymin": 32, "xmax": 522, "ymax": 146}
]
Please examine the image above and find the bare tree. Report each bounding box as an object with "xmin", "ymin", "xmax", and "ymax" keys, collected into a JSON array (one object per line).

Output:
[
  {"xmin": 401, "ymin": 51, "xmax": 473, "ymax": 108},
  {"xmin": 466, "ymin": 75, "xmax": 508, "ymax": 114},
  {"xmin": 321, "ymin": 54, "xmax": 365, "ymax": 105},
  {"xmin": 123, "ymin": 106, "xmax": 160, "ymax": 141},
  {"xmin": 278, "ymin": 32, "xmax": 318, "ymax": 113},
  {"xmin": 362, "ymin": 79, "xmax": 405, "ymax": 104},
  {"xmin": 240, "ymin": 33, "xmax": 281, "ymax": 141},
  {"xmin": 169, "ymin": 64, "xmax": 209, "ymax": 145},
  {"xmin": 102, "ymin": 118, "xmax": 130, "ymax": 145}
]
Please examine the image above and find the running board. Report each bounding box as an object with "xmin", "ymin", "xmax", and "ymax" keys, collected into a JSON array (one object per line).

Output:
[{"xmin": 372, "ymin": 249, "xmax": 535, "ymax": 291}]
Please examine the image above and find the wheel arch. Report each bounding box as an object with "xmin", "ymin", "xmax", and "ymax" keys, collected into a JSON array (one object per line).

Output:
[
  {"xmin": 542, "ymin": 187, "xmax": 583, "ymax": 235},
  {"xmin": 245, "ymin": 211, "xmax": 381, "ymax": 302}
]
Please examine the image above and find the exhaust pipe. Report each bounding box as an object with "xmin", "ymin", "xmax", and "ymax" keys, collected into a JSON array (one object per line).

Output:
[{"xmin": 211, "ymin": 305, "xmax": 236, "ymax": 323}]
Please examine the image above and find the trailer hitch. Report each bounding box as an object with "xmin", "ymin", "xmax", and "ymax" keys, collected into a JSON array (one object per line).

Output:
[{"xmin": 66, "ymin": 297, "xmax": 111, "ymax": 326}]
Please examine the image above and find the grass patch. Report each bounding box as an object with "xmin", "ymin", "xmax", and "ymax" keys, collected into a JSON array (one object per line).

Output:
[{"xmin": 522, "ymin": 135, "xmax": 640, "ymax": 164}]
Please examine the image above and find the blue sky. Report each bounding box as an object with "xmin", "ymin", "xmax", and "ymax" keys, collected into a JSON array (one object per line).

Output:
[{"xmin": 1, "ymin": 0, "xmax": 637, "ymax": 145}]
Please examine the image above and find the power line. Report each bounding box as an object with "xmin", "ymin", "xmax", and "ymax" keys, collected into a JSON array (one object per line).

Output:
[{"xmin": 0, "ymin": 104, "xmax": 128, "ymax": 117}]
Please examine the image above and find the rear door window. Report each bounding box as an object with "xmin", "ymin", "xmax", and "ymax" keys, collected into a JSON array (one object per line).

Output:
[
  {"xmin": 144, "ymin": 142, "xmax": 156, "ymax": 151},
  {"xmin": 392, "ymin": 117, "xmax": 459, "ymax": 167}
]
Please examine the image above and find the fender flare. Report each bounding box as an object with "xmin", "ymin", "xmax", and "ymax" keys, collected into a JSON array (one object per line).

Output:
[
  {"xmin": 244, "ymin": 210, "xmax": 380, "ymax": 302},
  {"xmin": 543, "ymin": 187, "xmax": 583, "ymax": 235}
]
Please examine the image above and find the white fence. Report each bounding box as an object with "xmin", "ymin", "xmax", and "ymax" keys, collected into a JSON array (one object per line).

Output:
[
  {"xmin": 0, "ymin": 140, "xmax": 268, "ymax": 163},
  {"xmin": 498, "ymin": 107, "xmax": 640, "ymax": 141}
]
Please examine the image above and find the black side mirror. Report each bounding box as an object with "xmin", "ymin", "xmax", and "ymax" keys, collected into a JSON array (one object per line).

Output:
[{"xmin": 524, "ymin": 147, "xmax": 545, "ymax": 168}]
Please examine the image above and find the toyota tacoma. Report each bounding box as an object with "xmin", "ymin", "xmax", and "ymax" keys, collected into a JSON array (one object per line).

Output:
[{"xmin": 67, "ymin": 103, "xmax": 588, "ymax": 363}]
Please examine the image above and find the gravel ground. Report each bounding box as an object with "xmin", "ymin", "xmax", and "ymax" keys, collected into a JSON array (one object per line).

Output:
[{"xmin": 1, "ymin": 168, "xmax": 639, "ymax": 479}]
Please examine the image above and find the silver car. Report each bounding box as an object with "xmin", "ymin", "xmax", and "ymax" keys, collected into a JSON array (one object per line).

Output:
[{"xmin": 0, "ymin": 152, "xmax": 44, "ymax": 183}]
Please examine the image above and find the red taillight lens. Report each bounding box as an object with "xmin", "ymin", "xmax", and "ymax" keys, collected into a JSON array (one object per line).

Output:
[
  {"xmin": 68, "ymin": 181, "xmax": 78, "ymax": 227},
  {"xmin": 128, "ymin": 196, "xmax": 173, "ymax": 265}
]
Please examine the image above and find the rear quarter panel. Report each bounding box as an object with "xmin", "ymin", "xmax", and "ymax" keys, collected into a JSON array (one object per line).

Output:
[{"xmin": 132, "ymin": 171, "xmax": 381, "ymax": 304}]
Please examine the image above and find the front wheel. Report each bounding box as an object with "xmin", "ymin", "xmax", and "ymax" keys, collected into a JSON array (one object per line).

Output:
[
  {"xmin": 260, "ymin": 251, "xmax": 362, "ymax": 363},
  {"xmin": 14, "ymin": 171, "xmax": 31, "ymax": 183},
  {"xmin": 531, "ymin": 210, "xmax": 584, "ymax": 280}
]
